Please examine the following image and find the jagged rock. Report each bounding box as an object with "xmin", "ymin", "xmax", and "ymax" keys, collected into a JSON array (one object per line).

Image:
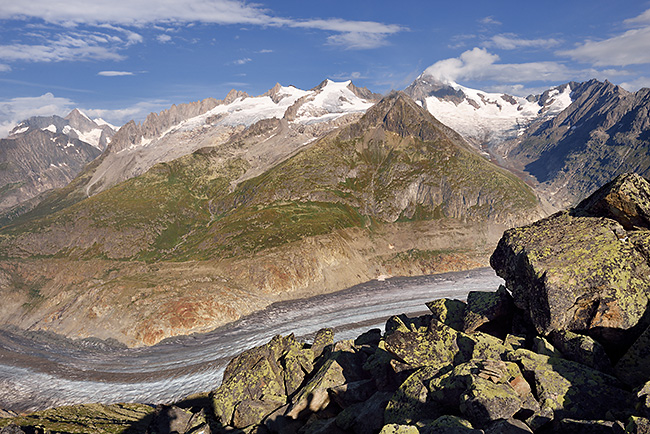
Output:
[
  {"xmin": 491, "ymin": 209, "xmax": 650, "ymax": 348},
  {"xmin": 328, "ymin": 379, "xmax": 376, "ymax": 408},
  {"xmin": 384, "ymin": 366, "xmax": 440, "ymax": 425},
  {"xmin": 507, "ymin": 348, "xmax": 635, "ymax": 421},
  {"xmin": 638, "ymin": 381, "xmax": 650, "ymax": 418},
  {"xmin": 532, "ymin": 336, "xmax": 562, "ymax": 358},
  {"xmin": 363, "ymin": 340, "xmax": 406, "ymax": 392},
  {"xmin": 574, "ymin": 173, "xmax": 650, "ymax": 230},
  {"xmin": 335, "ymin": 391, "xmax": 392, "ymax": 434},
  {"xmin": 426, "ymin": 298, "xmax": 466, "ymax": 331},
  {"xmin": 146, "ymin": 405, "xmax": 210, "ymax": 433},
  {"xmin": 463, "ymin": 286, "xmax": 513, "ymax": 335},
  {"xmin": 301, "ymin": 417, "xmax": 346, "ymax": 434},
  {"xmin": 549, "ymin": 330, "xmax": 612, "ymax": 373},
  {"xmin": 384, "ymin": 316, "xmax": 462, "ymax": 370},
  {"xmin": 555, "ymin": 418, "xmax": 618, "ymax": 434},
  {"xmin": 466, "ymin": 331, "xmax": 506, "ymax": 360},
  {"xmin": 615, "ymin": 323, "xmax": 650, "ymax": 388},
  {"xmin": 311, "ymin": 328, "xmax": 334, "ymax": 359},
  {"xmin": 504, "ymin": 334, "xmax": 527, "ymax": 352},
  {"xmin": 484, "ymin": 418, "xmax": 533, "ymax": 433},
  {"xmin": 233, "ymin": 399, "xmax": 285, "ymax": 429},
  {"xmin": 418, "ymin": 415, "xmax": 482, "ymax": 434},
  {"xmin": 379, "ymin": 424, "xmax": 419, "ymax": 434},
  {"xmin": 212, "ymin": 334, "xmax": 304, "ymax": 425},
  {"xmin": 355, "ymin": 328, "xmax": 382, "ymax": 346},
  {"xmin": 626, "ymin": 416, "xmax": 650, "ymax": 433}
]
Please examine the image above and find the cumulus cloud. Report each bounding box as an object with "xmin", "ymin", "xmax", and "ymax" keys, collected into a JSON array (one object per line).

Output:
[
  {"xmin": 231, "ymin": 57, "xmax": 251, "ymax": 65},
  {"xmin": 97, "ymin": 70, "xmax": 134, "ymax": 76},
  {"xmin": 422, "ymin": 47, "xmax": 575, "ymax": 84},
  {"xmin": 83, "ymin": 99, "xmax": 171, "ymax": 126},
  {"xmin": 619, "ymin": 76, "xmax": 650, "ymax": 92},
  {"xmin": 558, "ymin": 27, "xmax": 650, "ymax": 66},
  {"xmin": 0, "ymin": 92, "xmax": 75, "ymax": 138},
  {"xmin": 157, "ymin": 34, "xmax": 172, "ymax": 43},
  {"xmin": 485, "ymin": 34, "xmax": 562, "ymax": 50},
  {"xmin": 0, "ymin": 0, "xmax": 405, "ymax": 51}
]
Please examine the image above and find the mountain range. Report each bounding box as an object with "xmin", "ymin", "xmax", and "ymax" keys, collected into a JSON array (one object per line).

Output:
[{"xmin": 0, "ymin": 73, "xmax": 648, "ymax": 345}]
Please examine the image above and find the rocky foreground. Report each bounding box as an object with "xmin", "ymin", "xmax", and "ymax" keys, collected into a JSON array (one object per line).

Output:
[{"xmin": 2, "ymin": 172, "xmax": 650, "ymax": 433}]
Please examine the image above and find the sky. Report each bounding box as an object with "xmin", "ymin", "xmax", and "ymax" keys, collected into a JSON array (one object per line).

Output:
[{"xmin": 0, "ymin": 0, "xmax": 649, "ymax": 137}]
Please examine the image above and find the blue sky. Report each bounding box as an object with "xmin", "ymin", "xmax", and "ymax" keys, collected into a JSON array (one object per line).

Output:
[{"xmin": 1, "ymin": 0, "xmax": 649, "ymax": 136}]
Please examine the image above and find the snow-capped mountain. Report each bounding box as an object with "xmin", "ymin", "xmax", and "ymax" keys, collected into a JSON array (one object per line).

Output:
[
  {"xmin": 404, "ymin": 74, "xmax": 573, "ymax": 152},
  {"xmin": 84, "ymin": 79, "xmax": 380, "ymax": 195},
  {"xmin": 9, "ymin": 109, "xmax": 117, "ymax": 151}
]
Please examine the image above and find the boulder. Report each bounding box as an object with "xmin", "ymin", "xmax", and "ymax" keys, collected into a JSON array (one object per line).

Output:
[
  {"xmin": 311, "ymin": 328, "xmax": 334, "ymax": 359},
  {"xmin": 328, "ymin": 379, "xmax": 376, "ymax": 408},
  {"xmin": 379, "ymin": 424, "xmax": 419, "ymax": 434},
  {"xmin": 146, "ymin": 405, "xmax": 210, "ymax": 433},
  {"xmin": 484, "ymin": 418, "xmax": 533, "ymax": 434},
  {"xmin": 555, "ymin": 418, "xmax": 618, "ymax": 434},
  {"xmin": 426, "ymin": 298, "xmax": 466, "ymax": 331},
  {"xmin": 418, "ymin": 415, "xmax": 482, "ymax": 434},
  {"xmin": 615, "ymin": 323, "xmax": 650, "ymax": 387},
  {"xmin": 490, "ymin": 210, "xmax": 650, "ymax": 348},
  {"xmin": 355, "ymin": 328, "xmax": 382, "ymax": 346},
  {"xmin": 549, "ymin": 330, "xmax": 612, "ymax": 373},
  {"xmin": 384, "ymin": 316, "xmax": 463, "ymax": 370},
  {"xmin": 626, "ymin": 416, "xmax": 650, "ymax": 434},
  {"xmin": 573, "ymin": 173, "xmax": 650, "ymax": 230},
  {"xmin": 463, "ymin": 286, "xmax": 514, "ymax": 335},
  {"xmin": 232, "ymin": 398, "xmax": 285, "ymax": 429},
  {"xmin": 507, "ymin": 348, "xmax": 635, "ymax": 421},
  {"xmin": 335, "ymin": 391, "xmax": 392, "ymax": 434},
  {"xmin": 384, "ymin": 366, "xmax": 440, "ymax": 425}
]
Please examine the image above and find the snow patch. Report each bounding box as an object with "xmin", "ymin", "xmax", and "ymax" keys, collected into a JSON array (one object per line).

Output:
[{"xmin": 44, "ymin": 125, "xmax": 57, "ymax": 133}]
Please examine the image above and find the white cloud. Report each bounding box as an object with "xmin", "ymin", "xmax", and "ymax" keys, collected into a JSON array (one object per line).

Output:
[
  {"xmin": 558, "ymin": 27, "xmax": 650, "ymax": 66},
  {"xmin": 423, "ymin": 47, "xmax": 575, "ymax": 84},
  {"xmin": 231, "ymin": 57, "xmax": 251, "ymax": 65},
  {"xmin": 157, "ymin": 34, "xmax": 172, "ymax": 43},
  {"xmin": 485, "ymin": 34, "xmax": 561, "ymax": 50},
  {"xmin": 97, "ymin": 70, "xmax": 134, "ymax": 76},
  {"xmin": 330, "ymin": 71, "xmax": 365, "ymax": 80},
  {"xmin": 619, "ymin": 76, "xmax": 650, "ymax": 92},
  {"xmin": 624, "ymin": 8, "xmax": 650, "ymax": 25},
  {"xmin": 83, "ymin": 99, "xmax": 171, "ymax": 126},
  {"xmin": 0, "ymin": 1, "xmax": 405, "ymax": 51},
  {"xmin": 0, "ymin": 93, "xmax": 75, "ymax": 138},
  {"xmin": 479, "ymin": 16, "xmax": 501, "ymax": 26},
  {"xmin": 326, "ymin": 32, "xmax": 391, "ymax": 50},
  {"xmin": 257, "ymin": 49, "xmax": 273, "ymax": 53},
  {"xmin": 0, "ymin": 64, "xmax": 9, "ymax": 72},
  {"xmin": 0, "ymin": 30, "xmax": 132, "ymax": 63}
]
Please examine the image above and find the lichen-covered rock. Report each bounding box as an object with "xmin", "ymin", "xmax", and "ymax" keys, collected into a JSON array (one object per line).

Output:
[
  {"xmin": 556, "ymin": 418, "xmax": 618, "ymax": 434},
  {"xmin": 379, "ymin": 424, "xmax": 419, "ymax": 434},
  {"xmin": 384, "ymin": 316, "xmax": 462, "ymax": 370},
  {"xmin": 490, "ymin": 211, "xmax": 650, "ymax": 347},
  {"xmin": 484, "ymin": 418, "xmax": 533, "ymax": 434},
  {"xmin": 532, "ymin": 336, "xmax": 562, "ymax": 358},
  {"xmin": 459, "ymin": 376, "xmax": 522, "ymax": 426},
  {"xmin": 549, "ymin": 330, "xmax": 612, "ymax": 373},
  {"xmin": 463, "ymin": 286, "xmax": 513, "ymax": 334},
  {"xmin": 0, "ymin": 425, "xmax": 25, "ymax": 434},
  {"xmin": 0, "ymin": 403, "xmax": 154, "ymax": 434},
  {"xmin": 311, "ymin": 328, "xmax": 334, "ymax": 358},
  {"xmin": 419, "ymin": 415, "xmax": 482, "ymax": 434},
  {"xmin": 328, "ymin": 379, "xmax": 376, "ymax": 408},
  {"xmin": 465, "ymin": 331, "xmax": 506, "ymax": 360},
  {"xmin": 615, "ymin": 323, "xmax": 650, "ymax": 388},
  {"xmin": 426, "ymin": 298, "xmax": 466, "ymax": 331},
  {"xmin": 146, "ymin": 405, "xmax": 210, "ymax": 433},
  {"xmin": 384, "ymin": 366, "xmax": 440, "ymax": 425},
  {"xmin": 335, "ymin": 391, "xmax": 392, "ymax": 434},
  {"xmin": 573, "ymin": 173, "xmax": 650, "ymax": 231},
  {"xmin": 508, "ymin": 348, "xmax": 635, "ymax": 421},
  {"xmin": 232, "ymin": 398, "xmax": 286, "ymax": 429},
  {"xmin": 626, "ymin": 416, "xmax": 650, "ymax": 433}
]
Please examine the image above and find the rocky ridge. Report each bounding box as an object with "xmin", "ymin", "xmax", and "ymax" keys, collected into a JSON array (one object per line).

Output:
[
  {"xmin": 2, "ymin": 173, "xmax": 650, "ymax": 433},
  {"xmin": 493, "ymin": 80, "xmax": 650, "ymax": 208}
]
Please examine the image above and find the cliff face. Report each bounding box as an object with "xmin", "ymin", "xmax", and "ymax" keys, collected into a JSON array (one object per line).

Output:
[
  {"xmin": 0, "ymin": 92, "xmax": 543, "ymax": 346},
  {"xmin": 496, "ymin": 80, "xmax": 650, "ymax": 208}
]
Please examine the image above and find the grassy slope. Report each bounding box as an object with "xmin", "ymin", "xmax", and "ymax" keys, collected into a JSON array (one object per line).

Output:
[{"xmin": 0, "ymin": 94, "xmax": 539, "ymax": 262}]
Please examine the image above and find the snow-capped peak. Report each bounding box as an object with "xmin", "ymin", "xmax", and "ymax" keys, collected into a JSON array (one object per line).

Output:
[{"xmin": 405, "ymin": 75, "xmax": 573, "ymax": 147}]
